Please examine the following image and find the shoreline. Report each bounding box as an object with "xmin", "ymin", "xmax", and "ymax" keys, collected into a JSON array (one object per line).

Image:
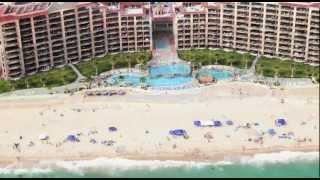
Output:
[{"xmin": 0, "ymin": 145, "xmax": 318, "ymax": 168}]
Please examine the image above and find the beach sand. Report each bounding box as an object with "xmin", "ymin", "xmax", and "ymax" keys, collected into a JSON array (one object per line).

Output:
[{"xmin": 0, "ymin": 82, "xmax": 318, "ymax": 167}]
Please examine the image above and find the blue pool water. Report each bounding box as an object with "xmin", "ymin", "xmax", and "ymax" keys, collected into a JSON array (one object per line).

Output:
[
  {"xmin": 148, "ymin": 76, "xmax": 193, "ymax": 87},
  {"xmin": 198, "ymin": 69, "xmax": 233, "ymax": 80},
  {"xmin": 106, "ymin": 64, "xmax": 193, "ymax": 88},
  {"xmin": 148, "ymin": 64, "xmax": 191, "ymax": 78},
  {"xmin": 107, "ymin": 74, "xmax": 143, "ymax": 86},
  {"xmin": 106, "ymin": 65, "xmax": 233, "ymax": 88},
  {"xmin": 107, "ymin": 73, "xmax": 192, "ymax": 87}
]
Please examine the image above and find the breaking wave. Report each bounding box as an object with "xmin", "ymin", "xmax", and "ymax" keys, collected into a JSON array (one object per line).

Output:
[{"xmin": 0, "ymin": 151, "xmax": 318, "ymax": 177}]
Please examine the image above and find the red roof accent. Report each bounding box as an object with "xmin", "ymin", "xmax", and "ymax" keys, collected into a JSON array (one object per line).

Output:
[
  {"xmin": 119, "ymin": 2, "xmax": 149, "ymax": 17},
  {"xmin": 0, "ymin": 3, "xmax": 49, "ymax": 22},
  {"xmin": 280, "ymin": 2, "xmax": 320, "ymax": 8},
  {"xmin": 76, "ymin": 2, "xmax": 96, "ymax": 8}
]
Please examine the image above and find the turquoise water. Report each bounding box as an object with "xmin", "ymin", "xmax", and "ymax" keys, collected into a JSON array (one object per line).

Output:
[
  {"xmin": 106, "ymin": 64, "xmax": 193, "ymax": 87},
  {"xmin": 107, "ymin": 73, "xmax": 192, "ymax": 87},
  {"xmin": 0, "ymin": 159, "xmax": 318, "ymax": 178},
  {"xmin": 148, "ymin": 76, "xmax": 193, "ymax": 87},
  {"xmin": 148, "ymin": 64, "xmax": 191, "ymax": 78},
  {"xmin": 198, "ymin": 69, "xmax": 233, "ymax": 80},
  {"xmin": 107, "ymin": 73, "xmax": 143, "ymax": 86},
  {"xmin": 106, "ymin": 65, "xmax": 235, "ymax": 88}
]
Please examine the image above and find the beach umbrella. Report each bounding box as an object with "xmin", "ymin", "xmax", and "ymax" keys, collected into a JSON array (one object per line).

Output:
[
  {"xmin": 108, "ymin": 127, "xmax": 118, "ymax": 132},
  {"xmin": 38, "ymin": 134, "xmax": 49, "ymax": 141},
  {"xmin": 169, "ymin": 129, "xmax": 186, "ymax": 136},
  {"xmin": 267, "ymin": 129, "xmax": 276, "ymax": 136},
  {"xmin": 66, "ymin": 134, "xmax": 78, "ymax": 142},
  {"xmin": 193, "ymin": 120, "xmax": 201, "ymax": 127},
  {"xmin": 213, "ymin": 120, "xmax": 222, "ymax": 127},
  {"xmin": 275, "ymin": 118, "xmax": 286, "ymax": 127}
]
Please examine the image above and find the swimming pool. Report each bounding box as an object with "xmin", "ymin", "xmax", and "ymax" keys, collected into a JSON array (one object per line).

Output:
[
  {"xmin": 106, "ymin": 73, "xmax": 143, "ymax": 86},
  {"xmin": 149, "ymin": 64, "xmax": 191, "ymax": 78},
  {"xmin": 148, "ymin": 76, "xmax": 193, "ymax": 87},
  {"xmin": 106, "ymin": 64, "xmax": 193, "ymax": 87},
  {"xmin": 198, "ymin": 69, "xmax": 233, "ymax": 80}
]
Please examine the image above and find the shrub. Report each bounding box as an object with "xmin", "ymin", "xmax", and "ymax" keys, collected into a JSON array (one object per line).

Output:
[{"xmin": 262, "ymin": 68, "xmax": 274, "ymax": 77}]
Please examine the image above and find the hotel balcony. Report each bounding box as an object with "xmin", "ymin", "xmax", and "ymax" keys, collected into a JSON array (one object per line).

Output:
[
  {"xmin": 308, "ymin": 50, "xmax": 320, "ymax": 56},
  {"xmin": 264, "ymin": 47, "xmax": 276, "ymax": 53},
  {"xmin": 236, "ymin": 32, "xmax": 248, "ymax": 38},
  {"xmin": 264, "ymin": 41, "xmax": 276, "ymax": 47},
  {"xmin": 264, "ymin": 38, "xmax": 276, "ymax": 43},
  {"xmin": 250, "ymin": 25, "xmax": 262, "ymax": 30},
  {"xmin": 308, "ymin": 39, "xmax": 320, "ymax": 45},
  {"xmin": 308, "ymin": 45, "xmax": 320, "ymax": 51},
  {"xmin": 2, "ymin": 24, "xmax": 17, "ymax": 31},
  {"xmin": 264, "ymin": 32, "xmax": 277, "ymax": 37},
  {"xmin": 266, "ymin": 9, "xmax": 278, "ymax": 15},
  {"xmin": 67, "ymin": 48, "xmax": 78, "ymax": 54},
  {"xmin": 8, "ymin": 64, "xmax": 22, "ymax": 71},
  {"xmin": 3, "ymin": 29, "xmax": 18, "ymax": 36}
]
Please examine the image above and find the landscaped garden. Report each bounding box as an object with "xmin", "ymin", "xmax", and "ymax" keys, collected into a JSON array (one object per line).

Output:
[
  {"xmin": 256, "ymin": 56, "xmax": 320, "ymax": 83},
  {"xmin": 75, "ymin": 51, "xmax": 152, "ymax": 78},
  {"xmin": 0, "ymin": 51, "xmax": 152, "ymax": 94},
  {"xmin": 177, "ymin": 49, "xmax": 256, "ymax": 69},
  {"xmin": 0, "ymin": 66, "xmax": 77, "ymax": 94}
]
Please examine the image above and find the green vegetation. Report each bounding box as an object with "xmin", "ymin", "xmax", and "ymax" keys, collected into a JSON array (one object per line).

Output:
[
  {"xmin": 75, "ymin": 51, "xmax": 152, "ymax": 78},
  {"xmin": 177, "ymin": 49, "xmax": 255, "ymax": 69},
  {"xmin": 0, "ymin": 51, "xmax": 151, "ymax": 94},
  {"xmin": 256, "ymin": 56, "xmax": 320, "ymax": 83},
  {"xmin": 0, "ymin": 80, "xmax": 12, "ymax": 94},
  {"xmin": 0, "ymin": 66, "xmax": 77, "ymax": 94}
]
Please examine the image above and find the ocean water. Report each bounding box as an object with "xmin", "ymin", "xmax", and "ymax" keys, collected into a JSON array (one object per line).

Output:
[{"xmin": 0, "ymin": 151, "xmax": 319, "ymax": 178}]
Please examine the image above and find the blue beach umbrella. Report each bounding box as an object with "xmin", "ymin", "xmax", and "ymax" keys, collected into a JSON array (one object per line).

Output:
[
  {"xmin": 108, "ymin": 127, "xmax": 118, "ymax": 132},
  {"xmin": 66, "ymin": 134, "xmax": 78, "ymax": 142},
  {"xmin": 213, "ymin": 120, "xmax": 222, "ymax": 127},
  {"xmin": 267, "ymin": 129, "xmax": 276, "ymax": 136},
  {"xmin": 169, "ymin": 129, "xmax": 186, "ymax": 136},
  {"xmin": 275, "ymin": 118, "xmax": 287, "ymax": 127},
  {"xmin": 193, "ymin": 120, "xmax": 201, "ymax": 127}
]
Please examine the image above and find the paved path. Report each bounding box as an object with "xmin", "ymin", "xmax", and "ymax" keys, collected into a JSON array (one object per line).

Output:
[
  {"xmin": 68, "ymin": 64, "xmax": 86, "ymax": 82},
  {"xmin": 248, "ymin": 55, "xmax": 260, "ymax": 74}
]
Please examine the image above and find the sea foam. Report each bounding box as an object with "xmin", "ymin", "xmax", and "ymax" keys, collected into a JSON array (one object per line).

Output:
[
  {"xmin": 239, "ymin": 151, "xmax": 319, "ymax": 165},
  {"xmin": 0, "ymin": 151, "xmax": 318, "ymax": 175}
]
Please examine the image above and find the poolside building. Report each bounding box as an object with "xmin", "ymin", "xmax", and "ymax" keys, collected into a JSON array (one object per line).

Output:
[{"xmin": 0, "ymin": 2, "xmax": 319, "ymax": 80}]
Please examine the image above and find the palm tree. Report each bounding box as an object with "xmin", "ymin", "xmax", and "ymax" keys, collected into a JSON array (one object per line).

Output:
[
  {"xmin": 245, "ymin": 54, "xmax": 249, "ymax": 70},
  {"xmin": 140, "ymin": 76, "xmax": 146, "ymax": 84},
  {"xmin": 110, "ymin": 56, "xmax": 116, "ymax": 70},
  {"xmin": 25, "ymin": 79, "xmax": 29, "ymax": 89},
  {"xmin": 291, "ymin": 63, "xmax": 296, "ymax": 78}
]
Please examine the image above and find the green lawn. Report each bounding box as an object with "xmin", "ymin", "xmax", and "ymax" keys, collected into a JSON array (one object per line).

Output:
[
  {"xmin": 75, "ymin": 51, "xmax": 152, "ymax": 78},
  {"xmin": 0, "ymin": 51, "xmax": 152, "ymax": 94},
  {"xmin": 177, "ymin": 49, "xmax": 255, "ymax": 69},
  {"xmin": 0, "ymin": 66, "xmax": 77, "ymax": 94},
  {"xmin": 256, "ymin": 56, "xmax": 320, "ymax": 83}
]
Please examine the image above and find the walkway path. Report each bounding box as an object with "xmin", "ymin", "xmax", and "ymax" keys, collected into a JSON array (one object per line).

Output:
[
  {"xmin": 68, "ymin": 64, "xmax": 86, "ymax": 82},
  {"xmin": 248, "ymin": 54, "xmax": 260, "ymax": 74}
]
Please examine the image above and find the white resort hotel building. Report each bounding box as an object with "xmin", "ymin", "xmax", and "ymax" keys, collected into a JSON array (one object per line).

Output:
[{"xmin": 0, "ymin": 2, "xmax": 319, "ymax": 80}]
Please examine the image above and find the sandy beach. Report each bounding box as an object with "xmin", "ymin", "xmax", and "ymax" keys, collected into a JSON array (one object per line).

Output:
[{"xmin": 0, "ymin": 82, "xmax": 319, "ymax": 167}]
